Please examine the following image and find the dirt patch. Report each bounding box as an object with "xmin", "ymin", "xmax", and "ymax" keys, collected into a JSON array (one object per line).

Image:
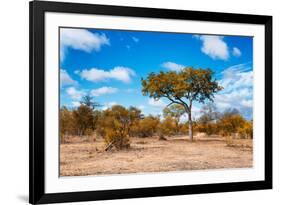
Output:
[{"xmin": 60, "ymin": 135, "xmax": 253, "ymax": 176}]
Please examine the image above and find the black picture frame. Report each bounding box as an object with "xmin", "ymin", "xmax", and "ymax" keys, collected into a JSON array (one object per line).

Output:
[{"xmin": 29, "ymin": 1, "xmax": 272, "ymax": 204}]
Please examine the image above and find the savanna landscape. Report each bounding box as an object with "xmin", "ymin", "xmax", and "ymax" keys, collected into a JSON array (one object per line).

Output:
[{"xmin": 59, "ymin": 28, "xmax": 253, "ymax": 176}]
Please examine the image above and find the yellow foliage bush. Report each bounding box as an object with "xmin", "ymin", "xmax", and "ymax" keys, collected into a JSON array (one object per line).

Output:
[
  {"xmin": 104, "ymin": 128, "xmax": 130, "ymax": 150},
  {"xmin": 130, "ymin": 115, "xmax": 159, "ymax": 138},
  {"xmin": 218, "ymin": 114, "xmax": 245, "ymax": 137},
  {"xmin": 196, "ymin": 122, "xmax": 218, "ymax": 136},
  {"xmin": 238, "ymin": 121, "xmax": 253, "ymax": 139},
  {"xmin": 96, "ymin": 105, "xmax": 132, "ymax": 150},
  {"xmin": 158, "ymin": 116, "xmax": 177, "ymax": 136}
]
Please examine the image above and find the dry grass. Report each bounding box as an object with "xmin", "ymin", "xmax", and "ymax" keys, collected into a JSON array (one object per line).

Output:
[{"xmin": 60, "ymin": 134, "xmax": 253, "ymax": 176}]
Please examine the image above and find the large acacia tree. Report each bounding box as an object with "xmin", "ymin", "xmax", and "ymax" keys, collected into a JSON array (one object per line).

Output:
[{"xmin": 142, "ymin": 67, "xmax": 222, "ymax": 141}]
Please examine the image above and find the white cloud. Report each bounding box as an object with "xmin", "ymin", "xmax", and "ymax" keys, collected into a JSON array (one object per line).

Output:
[
  {"xmin": 215, "ymin": 88, "xmax": 252, "ymax": 107},
  {"xmin": 162, "ymin": 62, "xmax": 185, "ymax": 72},
  {"xmin": 214, "ymin": 63, "xmax": 253, "ymax": 117},
  {"xmin": 90, "ymin": 86, "xmax": 118, "ymax": 97},
  {"xmin": 79, "ymin": 66, "xmax": 135, "ymax": 83},
  {"xmin": 132, "ymin": 36, "xmax": 139, "ymax": 43},
  {"xmin": 60, "ymin": 28, "xmax": 109, "ymax": 61},
  {"xmin": 148, "ymin": 98, "xmax": 166, "ymax": 107},
  {"xmin": 218, "ymin": 63, "xmax": 253, "ymax": 91},
  {"xmin": 71, "ymin": 101, "xmax": 81, "ymax": 107},
  {"xmin": 138, "ymin": 105, "xmax": 145, "ymax": 110},
  {"xmin": 194, "ymin": 35, "xmax": 229, "ymax": 60},
  {"xmin": 101, "ymin": 101, "xmax": 118, "ymax": 110},
  {"xmin": 232, "ymin": 47, "xmax": 242, "ymax": 57},
  {"xmin": 241, "ymin": 99, "xmax": 252, "ymax": 108},
  {"xmin": 60, "ymin": 69, "xmax": 77, "ymax": 87},
  {"xmin": 66, "ymin": 87, "xmax": 85, "ymax": 100},
  {"xmin": 108, "ymin": 102, "xmax": 117, "ymax": 106}
]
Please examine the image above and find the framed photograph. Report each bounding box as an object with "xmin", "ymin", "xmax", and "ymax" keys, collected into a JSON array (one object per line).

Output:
[{"xmin": 29, "ymin": 1, "xmax": 272, "ymax": 204}]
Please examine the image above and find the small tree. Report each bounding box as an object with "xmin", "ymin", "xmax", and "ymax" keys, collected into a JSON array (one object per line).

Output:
[
  {"xmin": 163, "ymin": 104, "xmax": 185, "ymax": 134},
  {"xmin": 130, "ymin": 115, "xmax": 160, "ymax": 138},
  {"xmin": 218, "ymin": 114, "xmax": 246, "ymax": 144},
  {"xmin": 59, "ymin": 106, "xmax": 75, "ymax": 142},
  {"xmin": 238, "ymin": 120, "xmax": 253, "ymax": 139},
  {"xmin": 221, "ymin": 108, "xmax": 240, "ymax": 118},
  {"xmin": 198, "ymin": 103, "xmax": 220, "ymax": 123},
  {"xmin": 158, "ymin": 116, "xmax": 177, "ymax": 137},
  {"xmin": 142, "ymin": 67, "xmax": 222, "ymax": 141},
  {"xmin": 198, "ymin": 103, "xmax": 220, "ymax": 136},
  {"xmin": 96, "ymin": 105, "xmax": 132, "ymax": 150},
  {"xmin": 80, "ymin": 95, "xmax": 100, "ymax": 109},
  {"xmin": 73, "ymin": 104, "xmax": 94, "ymax": 137},
  {"xmin": 71, "ymin": 95, "xmax": 99, "ymax": 137}
]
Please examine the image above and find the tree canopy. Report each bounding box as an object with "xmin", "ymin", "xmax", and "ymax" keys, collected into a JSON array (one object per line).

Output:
[{"xmin": 142, "ymin": 67, "xmax": 223, "ymax": 140}]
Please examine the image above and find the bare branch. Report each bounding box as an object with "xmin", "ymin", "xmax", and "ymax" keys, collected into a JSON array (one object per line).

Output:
[
  {"xmin": 175, "ymin": 96, "xmax": 190, "ymax": 112},
  {"xmin": 165, "ymin": 102, "xmax": 174, "ymax": 108}
]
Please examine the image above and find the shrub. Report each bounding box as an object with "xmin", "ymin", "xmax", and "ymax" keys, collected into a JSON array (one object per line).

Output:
[
  {"xmin": 196, "ymin": 122, "xmax": 218, "ymax": 136},
  {"xmin": 218, "ymin": 114, "xmax": 246, "ymax": 137},
  {"xmin": 73, "ymin": 104, "xmax": 94, "ymax": 137},
  {"xmin": 130, "ymin": 115, "xmax": 159, "ymax": 138},
  {"xmin": 96, "ymin": 105, "xmax": 132, "ymax": 150},
  {"xmin": 104, "ymin": 128, "xmax": 130, "ymax": 150},
  {"xmin": 158, "ymin": 116, "xmax": 177, "ymax": 136},
  {"xmin": 163, "ymin": 104, "xmax": 185, "ymax": 134},
  {"xmin": 60, "ymin": 106, "xmax": 75, "ymax": 143},
  {"xmin": 179, "ymin": 123, "xmax": 189, "ymax": 135},
  {"xmin": 238, "ymin": 121, "xmax": 253, "ymax": 139}
]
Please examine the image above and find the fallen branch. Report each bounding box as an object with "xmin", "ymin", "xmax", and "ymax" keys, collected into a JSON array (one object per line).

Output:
[{"xmin": 105, "ymin": 140, "xmax": 115, "ymax": 151}]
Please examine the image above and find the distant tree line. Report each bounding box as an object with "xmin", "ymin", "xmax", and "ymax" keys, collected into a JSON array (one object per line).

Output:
[
  {"xmin": 60, "ymin": 95, "xmax": 252, "ymax": 150},
  {"xmin": 195, "ymin": 103, "xmax": 253, "ymax": 139}
]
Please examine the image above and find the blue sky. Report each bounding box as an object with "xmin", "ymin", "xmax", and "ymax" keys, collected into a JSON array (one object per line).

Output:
[{"xmin": 60, "ymin": 28, "xmax": 253, "ymax": 120}]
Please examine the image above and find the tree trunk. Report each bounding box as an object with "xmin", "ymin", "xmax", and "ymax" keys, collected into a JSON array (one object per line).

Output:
[{"xmin": 188, "ymin": 112, "xmax": 193, "ymax": 141}]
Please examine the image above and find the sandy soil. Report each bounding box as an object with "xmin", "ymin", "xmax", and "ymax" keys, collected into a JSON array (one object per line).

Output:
[{"xmin": 60, "ymin": 134, "xmax": 253, "ymax": 176}]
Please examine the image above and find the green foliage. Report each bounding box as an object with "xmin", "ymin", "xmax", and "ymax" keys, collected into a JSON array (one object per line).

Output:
[
  {"xmin": 163, "ymin": 104, "xmax": 185, "ymax": 119},
  {"xmin": 163, "ymin": 104, "xmax": 185, "ymax": 134}
]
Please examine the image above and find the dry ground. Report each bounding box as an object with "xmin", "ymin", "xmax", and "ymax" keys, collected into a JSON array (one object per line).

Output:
[{"xmin": 60, "ymin": 134, "xmax": 253, "ymax": 176}]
